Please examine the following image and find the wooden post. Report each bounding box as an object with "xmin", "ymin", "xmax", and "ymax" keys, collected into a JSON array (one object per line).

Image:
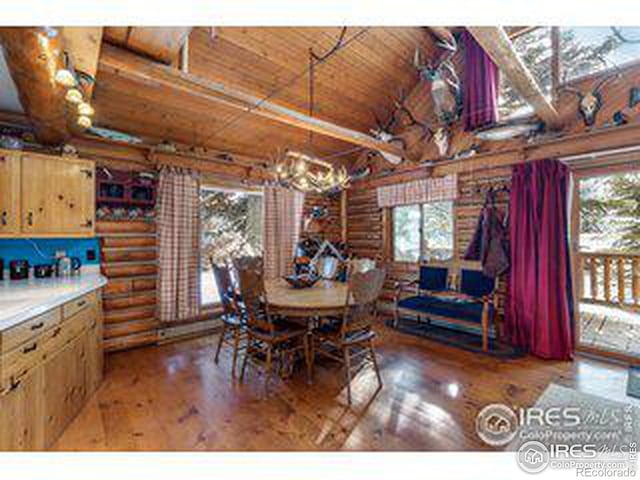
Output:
[
  {"xmin": 340, "ymin": 190, "xmax": 347, "ymax": 244},
  {"xmin": 617, "ymin": 257, "xmax": 625, "ymax": 304}
]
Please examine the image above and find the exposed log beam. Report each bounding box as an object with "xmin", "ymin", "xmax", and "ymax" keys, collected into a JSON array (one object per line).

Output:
[
  {"xmin": 104, "ymin": 27, "xmax": 193, "ymax": 64},
  {"xmin": 0, "ymin": 27, "xmax": 69, "ymax": 144},
  {"xmin": 467, "ymin": 26, "xmax": 562, "ymax": 129},
  {"xmin": 98, "ymin": 44, "xmax": 405, "ymax": 159},
  {"xmin": 60, "ymin": 27, "xmax": 103, "ymax": 99}
]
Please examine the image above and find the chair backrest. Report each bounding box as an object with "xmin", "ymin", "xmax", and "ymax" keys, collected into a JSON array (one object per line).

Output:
[
  {"xmin": 459, "ymin": 268, "xmax": 495, "ymax": 298},
  {"xmin": 315, "ymin": 256, "xmax": 339, "ymax": 280},
  {"xmin": 418, "ymin": 265, "xmax": 449, "ymax": 292},
  {"xmin": 350, "ymin": 257, "xmax": 376, "ymax": 275},
  {"xmin": 210, "ymin": 261, "xmax": 235, "ymax": 314},
  {"xmin": 342, "ymin": 267, "xmax": 386, "ymax": 337},
  {"xmin": 232, "ymin": 256, "xmax": 272, "ymax": 332}
]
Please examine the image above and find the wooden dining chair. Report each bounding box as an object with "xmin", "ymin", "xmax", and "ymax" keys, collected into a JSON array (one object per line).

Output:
[
  {"xmin": 313, "ymin": 267, "xmax": 386, "ymax": 404},
  {"xmin": 233, "ymin": 257, "xmax": 311, "ymax": 393},
  {"xmin": 212, "ymin": 261, "xmax": 246, "ymax": 376}
]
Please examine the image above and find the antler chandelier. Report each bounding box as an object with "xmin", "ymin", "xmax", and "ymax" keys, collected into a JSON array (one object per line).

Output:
[
  {"xmin": 273, "ymin": 150, "xmax": 350, "ymax": 193},
  {"xmin": 271, "ymin": 28, "xmax": 351, "ymax": 194}
]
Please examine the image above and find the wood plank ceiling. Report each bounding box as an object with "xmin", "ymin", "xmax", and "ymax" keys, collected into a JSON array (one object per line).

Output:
[{"xmin": 93, "ymin": 27, "xmax": 437, "ymax": 166}]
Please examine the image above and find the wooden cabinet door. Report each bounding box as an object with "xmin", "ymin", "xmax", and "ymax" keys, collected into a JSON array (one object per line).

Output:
[
  {"xmin": 21, "ymin": 155, "xmax": 95, "ymax": 236},
  {"xmin": 85, "ymin": 297, "xmax": 103, "ymax": 395},
  {"xmin": 0, "ymin": 366, "xmax": 44, "ymax": 451},
  {"xmin": 42, "ymin": 334, "xmax": 88, "ymax": 447},
  {"xmin": 0, "ymin": 151, "xmax": 21, "ymax": 235}
]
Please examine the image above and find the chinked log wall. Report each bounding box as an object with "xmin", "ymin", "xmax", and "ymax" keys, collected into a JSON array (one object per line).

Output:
[
  {"xmin": 347, "ymin": 167, "xmax": 512, "ymax": 312},
  {"xmin": 97, "ymin": 219, "xmax": 160, "ymax": 352},
  {"xmin": 301, "ymin": 192, "xmax": 342, "ymax": 244}
]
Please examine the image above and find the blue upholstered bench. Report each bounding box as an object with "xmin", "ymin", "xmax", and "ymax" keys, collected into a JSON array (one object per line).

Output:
[{"xmin": 393, "ymin": 264, "xmax": 499, "ymax": 351}]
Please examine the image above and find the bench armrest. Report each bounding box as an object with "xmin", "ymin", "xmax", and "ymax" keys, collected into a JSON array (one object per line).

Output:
[{"xmin": 394, "ymin": 279, "xmax": 419, "ymax": 302}]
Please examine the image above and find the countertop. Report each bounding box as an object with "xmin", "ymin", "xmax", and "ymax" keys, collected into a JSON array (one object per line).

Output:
[{"xmin": 0, "ymin": 271, "xmax": 107, "ymax": 332}]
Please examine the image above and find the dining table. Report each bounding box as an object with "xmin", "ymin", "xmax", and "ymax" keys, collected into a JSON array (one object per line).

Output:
[{"xmin": 265, "ymin": 278, "xmax": 349, "ymax": 319}]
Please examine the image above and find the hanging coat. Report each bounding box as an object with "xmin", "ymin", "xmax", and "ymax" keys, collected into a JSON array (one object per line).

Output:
[{"xmin": 464, "ymin": 191, "xmax": 510, "ymax": 278}]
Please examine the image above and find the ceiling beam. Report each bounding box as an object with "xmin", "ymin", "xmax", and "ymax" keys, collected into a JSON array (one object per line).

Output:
[
  {"xmin": 467, "ymin": 26, "xmax": 562, "ymax": 129},
  {"xmin": 60, "ymin": 27, "xmax": 103, "ymax": 99},
  {"xmin": 104, "ymin": 27, "xmax": 193, "ymax": 64},
  {"xmin": 98, "ymin": 44, "xmax": 405, "ymax": 159},
  {"xmin": 0, "ymin": 27, "xmax": 69, "ymax": 144}
]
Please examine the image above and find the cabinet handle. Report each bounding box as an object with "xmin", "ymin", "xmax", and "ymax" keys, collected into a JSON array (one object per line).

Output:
[
  {"xmin": 27, "ymin": 211, "xmax": 33, "ymax": 226},
  {"xmin": 80, "ymin": 168, "xmax": 93, "ymax": 179},
  {"xmin": 22, "ymin": 342, "xmax": 38, "ymax": 354},
  {"xmin": 30, "ymin": 321, "xmax": 45, "ymax": 331},
  {"xmin": 1, "ymin": 211, "xmax": 6, "ymax": 226},
  {"xmin": 77, "ymin": 299, "xmax": 87, "ymax": 308},
  {"xmin": 81, "ymin": 219, "xmax": 93, "ymax": 228}
]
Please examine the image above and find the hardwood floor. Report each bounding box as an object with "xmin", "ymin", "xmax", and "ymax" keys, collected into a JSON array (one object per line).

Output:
[{"xmin": 53, "ymin": 319, "xmax": 637, "ymax": 451}]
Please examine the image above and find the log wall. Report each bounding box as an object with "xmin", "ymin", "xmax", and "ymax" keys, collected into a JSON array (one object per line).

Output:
[{"xmin": 346, "ymin": 166, "xmax": 512, "ymax": 309}]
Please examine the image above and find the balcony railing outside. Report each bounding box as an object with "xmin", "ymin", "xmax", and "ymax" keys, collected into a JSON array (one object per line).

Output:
[{"xmin": 579, "ymin": 251, "xmax": 640, "ymax": 309}]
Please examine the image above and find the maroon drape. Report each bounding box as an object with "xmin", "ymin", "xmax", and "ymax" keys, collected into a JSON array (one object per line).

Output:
[
  {"xmin": 461, "ymin": 30, "xmax": 499, "ymax": 131},
  {"xmin": 506, "ymin": 159, "xmax": 574, "ymax": 360}
]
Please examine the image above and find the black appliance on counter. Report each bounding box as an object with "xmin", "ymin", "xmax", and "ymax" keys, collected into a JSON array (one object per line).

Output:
[
  {"xmin": 9, "ymin": 259, "xmax": 29, "ymax": 280},
  {"xmin": 34, "ymin": 264, "xmax": 54, "ymax": 279}
]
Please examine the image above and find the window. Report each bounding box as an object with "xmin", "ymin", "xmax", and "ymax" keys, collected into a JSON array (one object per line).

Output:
[
  {"xmin": 560, "ymin": 27, "xmax": 640, "ymax": 82},
  {"xmin": 499, "ymin": 27, "xmax": 552, "ymax": 119},
  {"xmin": 199, "ymin": 187, "xmax": 263, "ymax": 306},
  {"xmin": 393, "ymin": 201, "xmax": 454, "ymax": 263}
]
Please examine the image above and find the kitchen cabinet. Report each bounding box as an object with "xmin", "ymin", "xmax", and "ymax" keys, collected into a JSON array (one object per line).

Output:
[
  {"xmin": 42, "ymin": 332, "xmax": 88, "ymax": 446},
  {"xmin": 0, "ymin": 290, "xmax": 103, "ymax": 450},
  {"xmin": 0, "ymin": 152, "xmax": 21, "ymax": 235},
  {"xmin": 0, "ymin": 366, "xmax": 44, "ymax": 451},
  {"xmin": 0, "ymin": 149, "xmax": 95, "ymax": 238}
]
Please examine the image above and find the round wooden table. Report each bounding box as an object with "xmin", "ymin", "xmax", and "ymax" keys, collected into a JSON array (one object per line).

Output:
[{"xmin": 265, "ymin": 279, "xmax": 349, "ymax": 318}]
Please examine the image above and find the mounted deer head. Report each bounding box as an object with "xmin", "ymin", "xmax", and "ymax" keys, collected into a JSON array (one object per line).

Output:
[
  {"xmin": 559, "ymin": 61, "xmax": 621, "ymax": 127},
  {"xmin": 394, "ymin": 93, "xmax": 450, "ymax": 157},
  {"xmin": 414, "ymin": 35, "xmax": 462, "ymax": 125}
]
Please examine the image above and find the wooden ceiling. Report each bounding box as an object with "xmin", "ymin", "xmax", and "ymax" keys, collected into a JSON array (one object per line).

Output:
[{"xmin": 92, "ymin": 27, "xmax": 437, "ymax": 165}]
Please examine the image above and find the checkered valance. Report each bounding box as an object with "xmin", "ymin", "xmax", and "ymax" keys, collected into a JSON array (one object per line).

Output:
[{"xmin": 376, "ymin": 174, "xmax": 458, "ymax": 207}]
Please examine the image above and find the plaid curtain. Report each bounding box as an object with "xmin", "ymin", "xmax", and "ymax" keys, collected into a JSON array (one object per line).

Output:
[
  {"xmin": 263, "ymin": 186, "xmax": 305, "ymax": 279},
  {"xmin": 157, "ymin": 167, "xmax": 200, "ymax": 323},
  {"xmin": 376, "ymin": 174, "xmax": 458, "ymax": 207}
]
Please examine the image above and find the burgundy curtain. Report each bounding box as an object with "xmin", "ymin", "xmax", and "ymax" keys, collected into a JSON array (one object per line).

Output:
[
  {"xmin": 506, "ymin": 159, "xmax": 574, "ymax": 360},
  {"xmin": 461, "ymin": 30, "xmax": 499, "ymax": 131}
]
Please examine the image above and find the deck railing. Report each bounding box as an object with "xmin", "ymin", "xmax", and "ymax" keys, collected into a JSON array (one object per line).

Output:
[{"xmin": 579, "ymin": 251, "xmax": 640, "ymax": 309}]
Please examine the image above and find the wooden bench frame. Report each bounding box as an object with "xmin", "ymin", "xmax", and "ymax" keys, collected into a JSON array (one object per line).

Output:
[{"xmin": 393, "ymin": 261, "xmax": 501, "ymax": 352}]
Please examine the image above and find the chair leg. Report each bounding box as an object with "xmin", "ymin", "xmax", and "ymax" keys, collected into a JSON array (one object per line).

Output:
[
  {"xmin": 343, "ymin": 346, "xmax": 352, "ymax": 405},
  {"xmin": 303, "ymin": 334, "xmax": 312, "ymax": 385},
  {"xmin": 231, "ymin": 327, "xmax": 240, "ymax": 376},
  {"xmin": 369, "ymin": 339, "xmax": 383, "ymax": 389},
  {"xmin": 264, "ymin": 344, "xmax": 273, "ymax": 394},
  {"xmin": 214, "ymin": 322, "xmax": 228, "ymax": 364},
  {"xmin": 240, "ymin": 335, "xmax": 251, "ymax": 381}
]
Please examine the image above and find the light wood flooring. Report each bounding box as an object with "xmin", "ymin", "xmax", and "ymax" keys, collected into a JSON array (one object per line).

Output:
[{"xmin": 53, "ymin": 319, "xmax": 636, "ymax": 451}]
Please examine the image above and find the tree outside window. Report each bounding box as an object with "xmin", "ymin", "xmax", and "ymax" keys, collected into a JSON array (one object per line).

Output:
[
  {"xmin": 393, "ymin": 201, "xmax": 454, "ymax": 262},
  {"xmin": 199, "ymin": 188, "xmax": 263, "ymax": 305}
]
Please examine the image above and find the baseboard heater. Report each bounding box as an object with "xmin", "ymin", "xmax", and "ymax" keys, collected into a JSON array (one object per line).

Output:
[{"xmin": 158, "ymin": 318, "xmax": 222, "ymax": 343}]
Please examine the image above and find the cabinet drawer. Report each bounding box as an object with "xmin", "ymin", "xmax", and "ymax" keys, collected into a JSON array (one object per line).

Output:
[
  {"xmin": 62, "ymin": 291, "xmax": 96, "ymax": 319},
  {"xmin": 0, "ymin": 305, "xmax": 93, "ymax": 391},
  {"xmin": 0, "ymin": 308, "xmax": 61, "ymax": 355}
]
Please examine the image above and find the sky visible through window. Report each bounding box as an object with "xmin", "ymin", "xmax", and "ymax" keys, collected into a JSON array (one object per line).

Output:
[{"xmin": 498, "ymin": 27, "xmax": 640, "ymax": 119}]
